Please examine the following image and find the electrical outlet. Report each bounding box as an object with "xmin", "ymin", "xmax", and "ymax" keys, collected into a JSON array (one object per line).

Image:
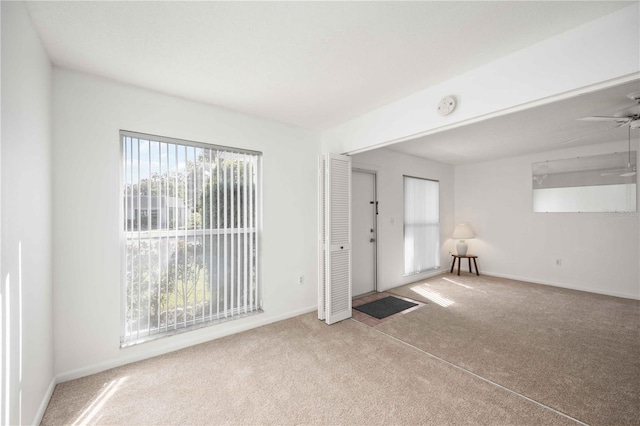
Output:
[
  {"xmin": 556, "ymin": 259, "xmax": 562, "ymax": 266},
  {"xmin": 298, "ymin": 275, "xmax": 304, "ymax": 286}
]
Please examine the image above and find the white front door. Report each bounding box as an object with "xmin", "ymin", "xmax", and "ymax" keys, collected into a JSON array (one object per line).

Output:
[{"xmin": 351, "ymin": 170, "xmax": 376, "ymax": 297}]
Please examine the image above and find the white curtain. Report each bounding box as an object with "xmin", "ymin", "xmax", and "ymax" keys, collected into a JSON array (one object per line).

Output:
[{"xmin": 404, "ymin": 177, "xmax": 439, "ymax": 275}]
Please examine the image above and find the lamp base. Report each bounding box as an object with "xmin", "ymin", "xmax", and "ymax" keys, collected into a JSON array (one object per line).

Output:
[{"xmin": 456, "ymin": 240, "xmax": 468, "ymax": 256}]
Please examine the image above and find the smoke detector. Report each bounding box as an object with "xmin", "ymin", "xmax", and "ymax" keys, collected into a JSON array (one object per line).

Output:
[{"xmin": 437, "ymin": 96, "xmax": 456, "ymax": 116}]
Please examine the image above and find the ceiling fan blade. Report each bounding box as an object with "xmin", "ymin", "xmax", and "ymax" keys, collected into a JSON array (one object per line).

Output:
[
  {"xmin": 560, "ymin": 122, "xmax": 627, "ymax": 145},
  {"xmin": 577, "ymin": 116, "xmax": 631, "ymax": 123},
  {"xmin": 615, "ymin": 104, "xmax": 640, "ymax": 117}
]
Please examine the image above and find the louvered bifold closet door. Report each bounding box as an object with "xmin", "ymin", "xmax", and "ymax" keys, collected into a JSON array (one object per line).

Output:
[
  {"xmin": 324, "ymin": 154, "xmax": 352, "ymax": 325},
  {"xmin": 318, "ymin": 156, "xmax": 327, "ymax": 321}
]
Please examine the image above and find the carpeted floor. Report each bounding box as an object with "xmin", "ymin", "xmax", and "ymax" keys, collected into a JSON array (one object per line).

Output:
[
  {"xmin": 41, "ymin": 274, "xmax": 639, "ymax": 425},
  {"xmin": 386, "ymin": 274, "xmax": 640, "ymax": 426}
]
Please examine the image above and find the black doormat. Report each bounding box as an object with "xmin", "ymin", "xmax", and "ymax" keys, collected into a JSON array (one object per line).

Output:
[{"xmin": 354, "ymin": 296, "xmax": 418, "ymax": 319}]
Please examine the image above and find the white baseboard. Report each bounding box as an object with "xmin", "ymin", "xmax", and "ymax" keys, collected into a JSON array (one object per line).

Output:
[
  {"xmin": 56, "ymin": 305, "xmax": 317, "ymax": 383},
  {"xmin": 33, "ymin": 376, "xmax": 56, "ymax": 425},
  {"xmin": 482, "ymin": 271, "xmax": 640, "ymax": 300}
]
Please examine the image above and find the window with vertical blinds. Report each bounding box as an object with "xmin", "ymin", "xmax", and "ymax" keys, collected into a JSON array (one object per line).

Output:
[
  {"xmin": 121, "ymin": 131, "xmax": 262, "ymax": 346},
  {"xmin": 403, "ymin": 176, "xmax": 440, "ymax": 275}
]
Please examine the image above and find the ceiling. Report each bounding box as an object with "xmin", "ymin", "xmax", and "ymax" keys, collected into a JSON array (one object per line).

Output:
[
  {"xmin": 26, "ymin": 1, "xmax": 632, "ymax": 130},
  {"xmin": 386, "ymin": 79, "xmax": 640, "ymax": 165}
]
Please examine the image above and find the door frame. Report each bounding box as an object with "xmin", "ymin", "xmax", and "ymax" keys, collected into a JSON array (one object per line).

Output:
[{"xmin": 352, "ymin": 167, "xmax": 378, "ymax": 295}]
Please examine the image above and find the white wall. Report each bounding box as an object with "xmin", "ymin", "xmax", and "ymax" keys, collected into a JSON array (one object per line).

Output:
[
  {"xmin": 351, "ymin": 148, "xmax": 455, "ymax": 291},
  {"xmin": 455, "ymin": 140, "xmax": 640, "ymax": 299},
  {"xmin": 323, "ymin": 3, "xmax": 639, "ymax": 155},
  {"xmin": 1, "ymin": 2, "xmax": 55, "ymax": 424},
  {"xmin": 52, "ymin": 70, "xmax": 320, "ymax": 380}
]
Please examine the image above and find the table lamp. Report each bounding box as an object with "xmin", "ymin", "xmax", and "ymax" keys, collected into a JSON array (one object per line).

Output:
[{"xmin": 452, "ymin": 223, "xmax": 475, "ymax": 256}]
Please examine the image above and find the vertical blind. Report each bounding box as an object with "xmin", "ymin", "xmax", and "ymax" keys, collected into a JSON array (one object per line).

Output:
[
  {"xmin": 404, "ymin": 176, "xmax": 440, "ymax": 275},
  {"xmin": 121, "ymin": 131, "xmax": 261, "ymax": 345}
]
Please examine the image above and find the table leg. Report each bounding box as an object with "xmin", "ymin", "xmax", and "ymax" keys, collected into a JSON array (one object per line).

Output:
[
  {"xmin": 457, "ymin": 257, "xmax": 461, "ymax": 276},
  {"xmin": 473, "ymin": 258, "xmax": 479, "ymax": 276},
  {"xmin": 450, "ymin": 255, "xmax": 455, "ymax": 273},
  {"xmin": 468, "ymin": 258, "xmax": 472, "ymax": 273}
]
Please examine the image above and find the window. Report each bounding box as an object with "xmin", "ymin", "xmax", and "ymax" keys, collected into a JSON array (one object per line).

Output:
[
  {"xmin": 404, "ymin": 176, "xmax": 440, "ymax": 275},
  {"xmin": 121, "ymin": 131, "xmax": 261, "ymax": 346}
]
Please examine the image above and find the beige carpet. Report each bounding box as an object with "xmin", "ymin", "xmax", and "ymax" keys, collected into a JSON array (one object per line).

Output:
[
  {"xmin": 41, "ymin": 275, "xmax": 639, "ymax": 425},
  {"xmin": 386, "ymin": 274, "xmax": 640, "ymax": 426},
  {"xmin": 42, "ymin": 312, "xmax": 573, "ymax": 425}
]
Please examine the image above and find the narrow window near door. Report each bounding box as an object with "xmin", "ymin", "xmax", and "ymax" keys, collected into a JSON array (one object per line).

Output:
[
  {"xmin": 403, "ymin": 176, "xmax": 440, "ymax": 275},
  {"xmin": 121, "ymin": 131, "xmax": 262, "ymax": 346}
]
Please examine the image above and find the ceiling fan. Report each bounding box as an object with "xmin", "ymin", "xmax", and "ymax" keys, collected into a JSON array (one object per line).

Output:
[
  {"xmin": 575, "ymin": 91, "xmax": 639, "ymax": 177},
  {"xmin": 561, "ymin": 90, "xmax": 640, "ymax": 150},
  {"xmin": 578, "ymin": 90, "xmax": 640, "ymax": 129}
]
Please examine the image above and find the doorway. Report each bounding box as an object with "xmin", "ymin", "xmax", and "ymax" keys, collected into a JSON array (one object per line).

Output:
[{"xmin": 351, "ymin": 169, "xmax": 377, "ymax": 297}]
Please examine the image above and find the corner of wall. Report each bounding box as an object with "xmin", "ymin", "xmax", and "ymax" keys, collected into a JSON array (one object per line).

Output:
[{"xmin": 1, "ymin": 1, "xmax": 55, "ymax": 424}]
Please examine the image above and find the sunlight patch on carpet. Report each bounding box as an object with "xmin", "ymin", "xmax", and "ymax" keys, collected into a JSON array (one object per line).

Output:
[
  {"xmin": 442, "ymin": 277, "xmax": 474, "ymax": 289},
  {"xmin": 410, "ymin": 285, "xmax": 455, "ymax": 307},
  {"xmin": 72, "ymin": 376, "xmax": 127, "ymax": 426}
]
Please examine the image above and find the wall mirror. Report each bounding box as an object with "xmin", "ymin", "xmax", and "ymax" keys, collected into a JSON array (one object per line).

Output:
[{"xmin": 532, "ymin": 151, "xmax": 637, "ymax": 213}]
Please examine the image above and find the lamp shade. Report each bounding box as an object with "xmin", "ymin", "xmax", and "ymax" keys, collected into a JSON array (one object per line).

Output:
[{"xmin": 452, "ymin": 223, "xmax": 475, "ymax": 239}]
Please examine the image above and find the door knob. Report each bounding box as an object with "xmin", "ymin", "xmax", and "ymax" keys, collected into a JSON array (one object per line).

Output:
[{"xmin": 370, "ymin": 238, "xmax": 376, "ymax": 243}]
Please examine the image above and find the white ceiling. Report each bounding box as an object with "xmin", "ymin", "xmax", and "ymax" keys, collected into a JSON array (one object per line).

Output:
[
  {"xmin": 26, "ymin": 1, "xmax": 632, "ymax": 130},
  {"xmin": 386, "ymin": 79, "xmax": 640, "ymax": 165}
]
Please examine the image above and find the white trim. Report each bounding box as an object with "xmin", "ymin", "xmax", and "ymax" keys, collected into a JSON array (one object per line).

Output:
[
  {"xmin": 120, "ymin": 129, "xmax": 262, "ymax": 156},
  {"xmin": 351, "ymin": 168, "xmax": 379, "ymax": 294},
  {"xmin": 32, "ymin": 376, "xmax": 56, "ymax": 426},
  {"xmin": 351, "ymin": 161, "xmax": 380, "ymax": 174},
  {"xmin": 56, "ymin": 305, "xmax": 317, "ymax": 383},
  {"xmin": 345, "ymin": 73, "xmax": 640, "ymax": 157},
  {"xmin": 482, "ymin": 271, "xmax": 640, "ymax": 300}
]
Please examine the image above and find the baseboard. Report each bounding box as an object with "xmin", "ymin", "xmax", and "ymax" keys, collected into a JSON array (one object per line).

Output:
[
  {"xmin": 33, "ymin": 376, "xmax": 56, "ymax": 425},
  {"xmin": 56, "ymin": 305, "xmax": 317, "ymax": 383},
  {"xmin": 482, "ymin": 271, "xmax": 640, "ymax": 300}
]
